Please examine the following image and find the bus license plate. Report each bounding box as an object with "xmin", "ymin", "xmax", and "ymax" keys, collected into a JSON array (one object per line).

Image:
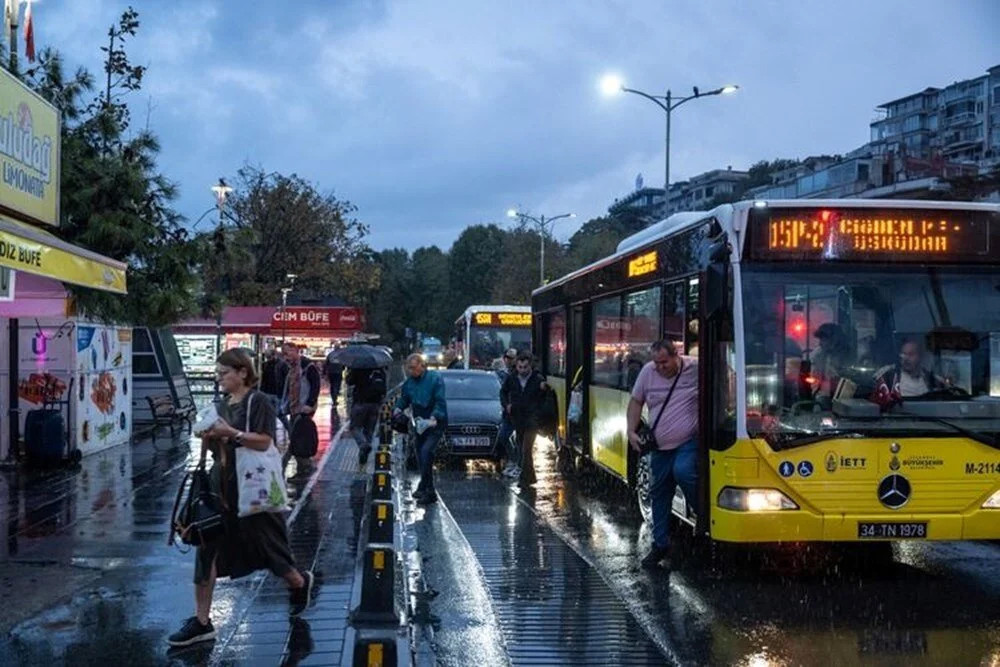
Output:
[
  {"xmin": 451, "ymin": 436, "xmax": 491, "ymax": 448},
  {"xmin": 857, "ymin": 522, "xmax": 927, "ymax": 539}
]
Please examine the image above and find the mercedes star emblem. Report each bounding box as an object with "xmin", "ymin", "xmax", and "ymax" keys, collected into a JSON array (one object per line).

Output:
[{"xmin": 877, "ymin": 474, "xmax": 911, "ymax": 510}]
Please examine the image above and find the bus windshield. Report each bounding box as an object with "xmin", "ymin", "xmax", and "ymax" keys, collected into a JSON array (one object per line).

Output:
[
  {"xmin": 468, "ymin": 326, "xmax": 532, "ymax": 368},
  {"xmin": 742, "ymin": 266, "xmax": 1000, "ymax": 447}
]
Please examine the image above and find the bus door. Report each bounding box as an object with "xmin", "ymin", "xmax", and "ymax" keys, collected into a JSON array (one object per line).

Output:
[
  {"xmin": 567, "ymin": 303, "xmax": 590, "ymax": 457},
  {"xmin": 698, "ymin": 254, "xmax": 736, "ymax": 535}
]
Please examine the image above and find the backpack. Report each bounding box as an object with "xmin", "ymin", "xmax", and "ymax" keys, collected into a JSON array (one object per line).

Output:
[{"xmin": 360, "ymin": 368, "xmax": 387, "ymax": 403}]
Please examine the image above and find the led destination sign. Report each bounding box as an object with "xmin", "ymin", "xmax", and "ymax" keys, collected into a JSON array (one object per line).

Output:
[
  {"xmin": 473, "ymin": 312, "xmax": 532, "ymax": 327},
  {"xmin": 751, "ymin": 207, "xmax": 993, "ymax": 261}
]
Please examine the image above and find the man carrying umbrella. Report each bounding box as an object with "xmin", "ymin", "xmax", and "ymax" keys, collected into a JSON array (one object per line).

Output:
[{"xmin": 329, "ymin": 344, "xmax": 393, "ymax": 465}]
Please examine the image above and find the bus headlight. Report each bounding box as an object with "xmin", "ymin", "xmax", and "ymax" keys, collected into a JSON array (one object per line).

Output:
[
  {"xmin": 982, "ymin": 490, "xmax": 1000, "ymax": 509},
  {"xmin": 717, "ymin": 487, "xmax": 798, "ymax": 512}
]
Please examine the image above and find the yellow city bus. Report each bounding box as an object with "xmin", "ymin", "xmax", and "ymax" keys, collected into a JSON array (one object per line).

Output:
[
  {"xmin": 532, "ymin": 199, "xmax": 1000, "ymax": 542},
  {"xmin": 454, "ymin": 305, "xmax": 532, "ymax": 369}
]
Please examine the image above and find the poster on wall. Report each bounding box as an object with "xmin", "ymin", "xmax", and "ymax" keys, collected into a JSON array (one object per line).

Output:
[
  {"xmin": 75, "ymin": 325, "xmax": 132, "ymax": 454},
  {"xmin": 175, "ymin": 334, "xmax": 218, "ymax": 375},
  {"xmin": 17, "ymin": 321, "xmax": 75, "ymax": 437}
]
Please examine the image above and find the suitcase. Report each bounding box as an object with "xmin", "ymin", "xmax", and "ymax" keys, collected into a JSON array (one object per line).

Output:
[{"xmin": 25, "ymin": 408, "xmax": 67, "ymax": 467}]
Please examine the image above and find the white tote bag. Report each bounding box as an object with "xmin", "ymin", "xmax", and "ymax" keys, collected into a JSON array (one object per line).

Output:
[{"xmin": 235, "ymin": 393, "xmax": 291, "ymax": 517}]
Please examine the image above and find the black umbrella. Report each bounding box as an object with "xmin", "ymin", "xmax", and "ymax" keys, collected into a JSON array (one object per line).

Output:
[{"xmin": 330, "ymin": 344, "xmax": 392, "ymax": 369}]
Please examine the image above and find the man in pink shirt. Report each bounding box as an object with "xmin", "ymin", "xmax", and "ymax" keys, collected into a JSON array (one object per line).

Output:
[{"xmin": 626, "ymin": 338, "xmax": 699, "ymax": 570}]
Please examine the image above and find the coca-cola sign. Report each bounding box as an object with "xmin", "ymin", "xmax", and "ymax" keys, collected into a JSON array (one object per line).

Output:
[{"xmin": 270, "ymin": 307, "xmax": 364, "ymax": 333}]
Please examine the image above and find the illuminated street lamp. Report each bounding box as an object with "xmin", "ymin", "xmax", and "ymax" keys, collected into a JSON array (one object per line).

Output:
[
  {"xmin": 600, "ymin": 73, "xmax": 738, "ymax": 195},
  {"xmin": 506, "ymin": 209, "xmax": 576, "ymax": 286}
]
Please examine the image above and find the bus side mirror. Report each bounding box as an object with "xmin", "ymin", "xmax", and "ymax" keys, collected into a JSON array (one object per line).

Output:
[{"xmin": 705, "ymin": 241, "xmax": 731, "ymax": 320}]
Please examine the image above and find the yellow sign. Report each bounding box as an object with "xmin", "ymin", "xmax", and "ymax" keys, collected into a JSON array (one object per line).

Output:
[
  {"xmin": 627, "ymin": 250, "xmax": 657, "ymax": 278},
  {"xmin": 0, "ymin": 68, "xmax": 61, "ymax": 227},
  {"xmin": 498, "ymin": 312, "xmax": 531, "ymax": 326},
  {"xmin": 367, "ymin": 643, "xmax": 384, "ymax": 667},
  {"xmin": 474, "ymin": 311, "xmax": 532, "ymax": 327},
  {"xmin": 0, "ymin": 216, "xmax": 126, "ymax": 293}
]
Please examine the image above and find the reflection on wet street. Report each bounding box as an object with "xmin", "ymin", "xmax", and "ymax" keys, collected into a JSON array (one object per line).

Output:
[
  {"xmin": 0, "ymin": 397, "xmax": 345, "ymax": 666},
  {"xmin": 430, "ymin": 440, "xmax": 1000, "ymax": 666}
]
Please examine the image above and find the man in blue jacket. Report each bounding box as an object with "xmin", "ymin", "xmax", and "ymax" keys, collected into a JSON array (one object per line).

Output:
[{"xmin": 394, "ymin": 353, "xmax": 448, "ymax": 505}]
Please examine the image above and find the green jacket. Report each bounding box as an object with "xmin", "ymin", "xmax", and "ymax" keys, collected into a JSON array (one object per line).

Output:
[{"xmin": 396, "ymin": 370, "xmax": 448, "ymax": 423}]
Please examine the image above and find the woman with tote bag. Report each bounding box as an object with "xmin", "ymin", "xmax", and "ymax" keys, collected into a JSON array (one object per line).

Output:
[{"xmin": 168, "ymin": 349, "xmax": 315, "ymax": 648}]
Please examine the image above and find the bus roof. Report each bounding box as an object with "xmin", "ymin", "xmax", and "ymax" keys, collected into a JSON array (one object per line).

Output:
[{"xmin": 534, "ymin": 198, "xmax": 1000, "ymax": 297}]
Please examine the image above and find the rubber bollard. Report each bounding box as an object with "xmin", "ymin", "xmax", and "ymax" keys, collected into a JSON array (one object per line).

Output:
[
  {"xmin": 374, "ymin": 450, "xmax": 392, "ymax": 471},
  {"xmin": 369, "ymin": 500, "xmax": 394, "ymax": 544},
  {"xmin": 352, "ymin": 546, "xmax": 398, "ymax": 623},
  {"xmin": 372, "ymin": 471, "xmax": 392, "ymax": 501},
  {"xmin": 352, "ymin": 638, "xmax": 397, "ymax": 667}
]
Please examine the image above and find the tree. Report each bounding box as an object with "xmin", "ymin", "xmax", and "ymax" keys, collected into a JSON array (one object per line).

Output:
[
  {"xmin": 941, "ymin": 165, "xmax": 1000, "ymax": 201},
  {"xmin": 24, "ymin": 10, "xmax": 204, "ymax": 327},
  {"xmin": 202, "ymin": 165, "xmax": 379, "ymax": 310},
  {"xmin": 410, "ymin": 246, "xmax": 451, "ymax": 338},
  {"xmin": 368, "ymin": 248, "xmax": 415, "ymax": 347},
  {"xmin": 491, "ymin": 228, "xmax": 567, "ymax": 303},
  {"xmin": 564, "ymin": 210, "xmax": 648, "ymax": 270},
  {"xmin": 447, "ymin": 224, "xmax": 506, "ymax": 316}
]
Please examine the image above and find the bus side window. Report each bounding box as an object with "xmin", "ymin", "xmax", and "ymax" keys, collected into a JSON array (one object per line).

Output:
[{"xmin": 663, "ymin": 281, "xmax": 685, "ymax": 354}]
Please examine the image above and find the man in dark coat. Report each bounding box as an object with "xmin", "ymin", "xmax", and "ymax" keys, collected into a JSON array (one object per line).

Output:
[
  {"xmin": 500, "ymin": 352, "xmax": 548, "ymax": 488},
  {"xmin": 260, "ymin": 349, "xmax": 290, "ymax": 433},
  {"xmin": 346, "ymin": 365, "xmax": 387, "ymax": 465}
]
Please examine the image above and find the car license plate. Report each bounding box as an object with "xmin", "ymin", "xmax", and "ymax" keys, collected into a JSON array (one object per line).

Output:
[
  {"xmin": 857, "ymin": 522, "xmax": 927, "ymax": 539},
  {"xmin": 451, "ymin": 436, "xmax": 491, "ymax": 448},
  {"xmin": 858, "ymin": 629, "xmax": 928, "ymax": 654}
]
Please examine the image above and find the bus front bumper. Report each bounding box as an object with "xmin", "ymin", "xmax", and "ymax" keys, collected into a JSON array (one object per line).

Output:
[{"xmin": 710, "ymin": 508, "xmax": 1000, "ymax": 542}]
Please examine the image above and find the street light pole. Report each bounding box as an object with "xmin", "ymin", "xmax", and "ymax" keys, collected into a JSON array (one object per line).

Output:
[
  {"xmin": 210, "ymin": 179, "xmax": 232, "ymax": 398},
  {"xmin": 280, "ymin": 288, "xmax": 291, "ymax": 346},
  {"xmin": 279, "ymin": 273, "xmax": 297, "ymax": 349},
  {"xmin": 6, "ymin": 2, "xmax": 18, "ymax": 73},
  {"xmin": 601, "ymin": 75, "xmax": 738, "ymax": 202},
  {"xmin": 506, "ymin": 209, "xmax": 575, "ymax": 286}
]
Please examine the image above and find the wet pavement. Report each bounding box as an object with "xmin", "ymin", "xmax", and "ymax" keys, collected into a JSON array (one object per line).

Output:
[
  {"xmin": 422, "ymin": 440, "xmax": 1000, "ymax": 666},
  {"xmin": 0, "ymin": 397, "xmax": 362, "ymax": 666}
]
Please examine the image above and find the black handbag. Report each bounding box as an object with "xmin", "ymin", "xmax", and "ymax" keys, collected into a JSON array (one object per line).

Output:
[
  {"xmin": 390, "ymin": 411, "xmax": 410, "ymax": 434},
  {"xmin": 634, "ymin": 361, "xmax": 683, "ymax": 455},
  {"xmin": 289, "ymin": 414, "xmax": 319, "ymax": 458},
  {"xmin": 169, "ymin": 447, "xmax": 225, "ymax": 548}
]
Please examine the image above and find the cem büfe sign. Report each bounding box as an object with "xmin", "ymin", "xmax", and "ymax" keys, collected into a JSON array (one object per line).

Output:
[
  {"xmin": 271, "ymin": 307, "xmax": 364, "ymax": 332},
  {"xmin": 0, "ymin": 68, "xmax": 60, "ymax": 227}
]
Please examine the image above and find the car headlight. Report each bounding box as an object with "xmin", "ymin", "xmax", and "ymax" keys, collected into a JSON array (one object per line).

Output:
[
  {"xmin": 717, "ymin": 487, "xmax": 798, "ymax": 511},
  {"xmin": 420, "ymin": 353, "xmax": 427, "ymax": 361},
  {"xmin": 982, "ymin": 490, "xmax": 1000, "ymax": 509}
]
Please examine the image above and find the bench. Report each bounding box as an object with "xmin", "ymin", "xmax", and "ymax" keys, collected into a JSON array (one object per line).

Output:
[{"xmin": 143, "ymin": 394, "xmax": 196, "ymax": 443}]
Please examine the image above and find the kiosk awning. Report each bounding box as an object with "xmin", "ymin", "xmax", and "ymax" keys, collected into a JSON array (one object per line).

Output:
[{"xmin": 0, "ymin": 214, "xmax": 127, "ymax": 294}]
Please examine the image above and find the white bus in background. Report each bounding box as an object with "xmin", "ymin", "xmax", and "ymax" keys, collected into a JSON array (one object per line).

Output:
[{"xmin": 454, "ymin": 305, "xmax": 533, "ymax": 370}]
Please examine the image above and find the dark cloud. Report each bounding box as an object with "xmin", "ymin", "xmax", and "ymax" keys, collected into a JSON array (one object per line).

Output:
[{"xmin": 30, "ymin": 0, "xmax": 1000, "ymax": 249}]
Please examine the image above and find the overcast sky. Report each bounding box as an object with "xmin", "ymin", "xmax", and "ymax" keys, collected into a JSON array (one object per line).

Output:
[{"xmin": 28, "ymin": 0, "xmax": 1000, "ymax": 250}]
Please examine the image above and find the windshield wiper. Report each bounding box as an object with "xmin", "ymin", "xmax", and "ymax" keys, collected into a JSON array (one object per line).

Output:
[
  {"xmin": 765, "ymin": 428, "xmax": 865, "ymax": 451},
  {"xmin": 884, "ymin": 411, "xmax": 1000, "ymax": 449}
]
